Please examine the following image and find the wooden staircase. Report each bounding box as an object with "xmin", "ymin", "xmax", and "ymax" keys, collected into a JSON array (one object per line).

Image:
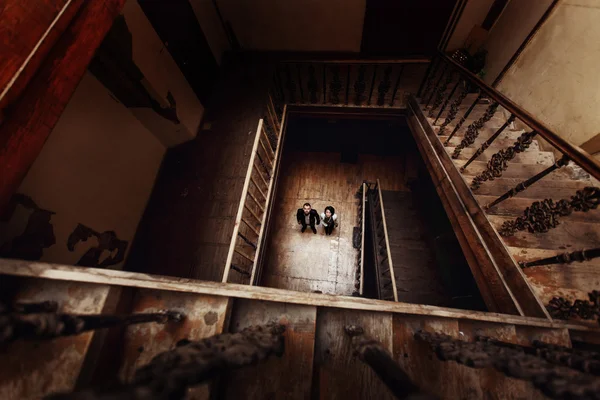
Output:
[{"xmin": 418, "ymin": 94, "xmax": 600, "ymax": 312}]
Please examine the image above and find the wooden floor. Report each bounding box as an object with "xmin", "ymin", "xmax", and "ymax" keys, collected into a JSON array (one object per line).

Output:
[{"xmin": 260, "ymin": 151, "xmax": 406, "ymax": 295}]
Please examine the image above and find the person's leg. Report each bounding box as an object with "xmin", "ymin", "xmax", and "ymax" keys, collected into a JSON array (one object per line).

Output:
[
  {"xmin": 301, "ymin": 221, "xmax": 307, "ymax": 233},
  {"xmin": 310, "ymin": 223, "xmax": 317, "ymax": 234}
]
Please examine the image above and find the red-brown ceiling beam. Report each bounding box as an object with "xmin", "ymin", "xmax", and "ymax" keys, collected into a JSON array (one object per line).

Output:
[
  {"xmin": 0, "ymin": 0, "xmax": 84, "ymax": 111},
  {"xmin": 0, "ymin": 0, "xmax": 126, "ymax": 213}
]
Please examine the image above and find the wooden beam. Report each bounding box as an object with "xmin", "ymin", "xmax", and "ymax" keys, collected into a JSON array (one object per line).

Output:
[
  {"xmin": 376, "ymin": 180, "xmax": 398, "ymax": 302},
  {"xmin": 2, "ymin": 260, "xmax": 598, "ymax": 332},
  {"xmin": 253, "ymin": 165, "xmax": 269, "ymax": 189},
  {"xmin": 260, "ymin": 128, "xmax": 275, "ymax": 158},
  {"xmin": 0, "ymin": 0, "xmax": 126, "ymax": 213},
  {"xmin": 0, "ymin": 0, "xmax": 84, "ymax": 110}
]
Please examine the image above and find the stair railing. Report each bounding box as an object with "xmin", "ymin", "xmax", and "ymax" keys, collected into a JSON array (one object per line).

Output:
[
  {"xmin": 416, "ymin": 51, "xmax": 600, "ymax": 317},
  {"xmin": 271, "ymin": 58, "xmax": 430, "ymax": 108},
  {"xmin": 366, "ymin": 180, "xmax": 399, "ymax": 302},
  {"xmin": 222, "ymin": 108, "xmax": 285, "ymax": 285}
]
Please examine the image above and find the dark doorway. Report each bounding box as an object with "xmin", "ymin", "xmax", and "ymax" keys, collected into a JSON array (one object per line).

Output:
[
  {"xmin": 361, "ymin": 0, "xmax": 458, "ymax": 57},
  {"xmin": 138, "ymin": 0, "xmax": 218, "ymax": 104}
]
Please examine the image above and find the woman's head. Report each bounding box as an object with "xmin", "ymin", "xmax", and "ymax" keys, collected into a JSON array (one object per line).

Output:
[{"xmin": 324, "ymin": 206, "xmax": 335, "ymax": 217}]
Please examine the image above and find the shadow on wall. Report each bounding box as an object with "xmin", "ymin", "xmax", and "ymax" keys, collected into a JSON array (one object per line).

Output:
[{"xmin": 0, "ymin": 194, "xmax": 128, "ymax": 268}]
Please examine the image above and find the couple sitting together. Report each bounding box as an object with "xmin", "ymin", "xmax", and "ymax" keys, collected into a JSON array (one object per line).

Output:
[{"xmin": 296, "ymin": 203, "xmax": 338, "ymax": 235}]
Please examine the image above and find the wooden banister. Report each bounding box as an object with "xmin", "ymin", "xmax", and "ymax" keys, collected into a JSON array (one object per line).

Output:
[{"xmin": 436, "ymin": 52, "xmax": 600, "ymax": 181}]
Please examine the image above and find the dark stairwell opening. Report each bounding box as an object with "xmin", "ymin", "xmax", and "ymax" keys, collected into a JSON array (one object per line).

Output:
[{"xmin": 258, "ymin": 112, "xmax": 486, "ymax": 311}]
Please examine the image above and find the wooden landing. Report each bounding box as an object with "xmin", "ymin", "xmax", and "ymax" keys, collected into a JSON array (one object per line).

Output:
[{"xmin": 259, "ymin": 151, "xmax": 406, "ymax": 295}]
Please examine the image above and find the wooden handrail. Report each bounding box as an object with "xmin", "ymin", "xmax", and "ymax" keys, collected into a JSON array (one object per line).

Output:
[
  {"xmin": 222, "ymin": 119, "xmax": 264, "ymax": 283},
  {"xmin": 376, "ymin": 179, "xmax": 399, "ymax": 302},
  {"xmin": 437, "ymin": 52, "xmax": 600, "ymax": 181},
  {"xmin": 250, "ymin": 105, "xmax": 287, "ymax": 285},
  {"xmin": 359, "ymin": 182, "xmax": 366, "ymax": 297}
]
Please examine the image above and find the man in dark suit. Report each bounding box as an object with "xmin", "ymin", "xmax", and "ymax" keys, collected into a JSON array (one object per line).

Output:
[{"xmin": 296, "ymin": 202, "xmax": 320, "ymax": 234}]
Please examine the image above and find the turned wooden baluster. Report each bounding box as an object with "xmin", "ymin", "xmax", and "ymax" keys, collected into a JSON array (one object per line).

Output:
[
  {"xmin": 307, "ymin": 64, "xmax": 318, "ymax": 104},
  {"xmin": 471, "ymin": 131, "xmax": 537, "ymax": 190},
  {"xmin": 354, "ymin": 65, "xmax": 367, "ymax": 105},
  {"xmin": 444, "ymin": 94, "xmax": 483, "ymax": 145},
  {"xmin": 284, "ymin": 64, "xmax": 296, "ymax": 103},
  {"xmin": 425, "ymin": 63, "xmax": 448, "ymax": 108},
  {"xmin": 433, "ymin": 78, "xmax": 461, "ymax": 124},
  {"xmin": 367, "ymin": 65, "xmax": 378, "ymax": 105},
  {"xmin": 460, "ymin": 114, "xmax": 516, "ymax": 172},
  {"xmin": 417, "ymin": 55, "xmax": 439, "ymax": 98},
  {"xmin": 485, "ymin": 156, "xmax": 570, "ymax": 210},
  {"xmin": 519, "ymin": 247, "xmax": 600, "ymax": 269},
  {"xmin": 499, "ymin": 187, "xmax": 600, "ymax": 237},
  {"xmin": 330, "ymin": 65, "xmax": 342, "ymax": 104},
  {"xmin": 428, "ymin": 70, "xmax": 455, "ymax": 117},
  {"xmin": 296, "ymin": 64, "xmax": 304, "ymax": 103},
  {"xmin": 451, "ymin": 102, "xmax": 499, "ymax": 159},
  {"xmin": 377, "ymin": 65, "xmax": 392, "ymax": 106},
  {"xmin": 390, "ymin": 64, "xmax": 405, "ymax": 107}
]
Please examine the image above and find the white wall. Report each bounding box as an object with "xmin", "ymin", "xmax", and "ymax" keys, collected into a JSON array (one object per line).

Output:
[
  {"xmin": 217, "ymin": 0, "xmax": 366, "ymax": 52},
  {"xmin": 445, "ymin": 0, "xmax": 494, "ymax": 52},
  {"xmin": 189, "ymin": 0, "xmax": 230, "ymax": 64},
  {"xmin": 122, "ymin": 0, "xmax": 204, "ymax": 147},
  {"xmin": 483, "ymin": 0, "xmax": 553, "ymax": 84},
  {"xmin": 497, "ymin": 0, "xmax": 600, "ymax": 146},
  {"xmin": 0, "ymin": 72, "xmax": 165, "ymax": 269}
]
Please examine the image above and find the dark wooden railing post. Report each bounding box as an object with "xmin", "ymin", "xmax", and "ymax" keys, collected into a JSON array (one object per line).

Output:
[
  {"xmin": 322, "ymin": 64, "xmax": 327, "ymax": 103},
  {"xmin": 367, "ymin": 65, "xmax": 378, "ymax": 105},
  {"xmin": 390, "ymin": 65, "xmax": 405, "ymax": 107},
  {"xmin": 345, "ymin": 65, "xmax": 351, "ymax": 105},
  {"xmin": 354, "ymin": 65, "xmax": 367, "ymax": 105},
  {"xmin": 296, "ymin": 64, "xmax": 304, "ymax": 103},
  {"xmin": 434, "ymin": 78, "xmax": 461, "ymax": 124},
  {"xmin": 307, "ymin": 64, "xmax": 318, "ymax": 104}
]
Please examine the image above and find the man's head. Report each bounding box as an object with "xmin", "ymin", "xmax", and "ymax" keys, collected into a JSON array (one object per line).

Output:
[{"xmin": 303, "ymin": 203, "xmax": 311, "ymax": 215}]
